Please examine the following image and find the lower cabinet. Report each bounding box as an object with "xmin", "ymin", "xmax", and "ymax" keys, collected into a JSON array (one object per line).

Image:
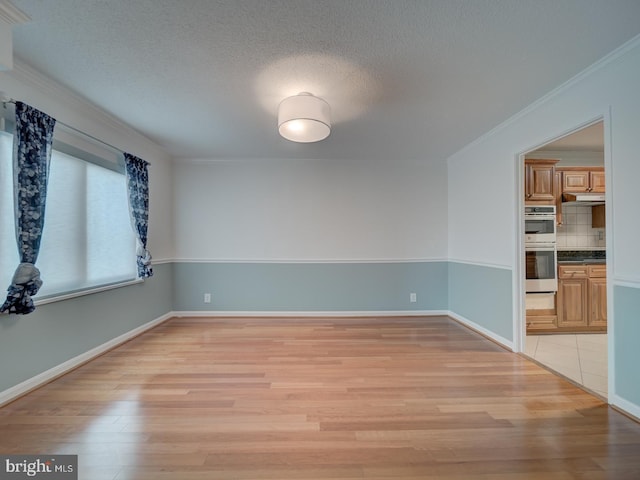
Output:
[
  {"xmin": 589, "ymin": 274, "xmax": 608, "ymax": 327},
  {"xmin": 557, "ymin": 264, "xmax": 607, "ymax": 331},
  {"xmin": 557, "ymin": 276, "xmax": 588, "ymax": 328},
  {"xmin": 527, "ymin": 264, "xmax": 607, "ymax": 333},
  {"xmin": 526, "ymin": 314, "xmax": 558, "ymax": 331},
  {"xmin": 525, "ymin": 292, "xmax": 557, "ymax": 331}
]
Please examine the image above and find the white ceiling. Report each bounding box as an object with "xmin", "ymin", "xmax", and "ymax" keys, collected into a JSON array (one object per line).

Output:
[
  {"xmin": 8, "ymin": 0, "xmax": 640, "ymax": 162},
  {"xmin": 536, "ymin": 121, "xmax": 604, "ymax": 153}
]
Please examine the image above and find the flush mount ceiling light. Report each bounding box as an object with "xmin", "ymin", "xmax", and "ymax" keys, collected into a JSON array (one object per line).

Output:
[{"xmin": 278, "ymin": 92, "xmax": 331, "ymax": 143}]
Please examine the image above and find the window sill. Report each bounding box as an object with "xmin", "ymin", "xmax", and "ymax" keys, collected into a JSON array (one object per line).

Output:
[{"xmin": 34, "ymin": 278, "xmax": 144, "ymax": 307}]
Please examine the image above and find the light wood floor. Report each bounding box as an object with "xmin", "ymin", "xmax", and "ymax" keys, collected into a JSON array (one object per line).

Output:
[{"xmin": 1, "ymin": 316, "xmax": 640, "ymax": 479}]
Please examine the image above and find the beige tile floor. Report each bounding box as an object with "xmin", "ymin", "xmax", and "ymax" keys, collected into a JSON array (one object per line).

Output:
[{"xmin": 525, "ymin": 333, "xmax": 608, "ymax": 398}]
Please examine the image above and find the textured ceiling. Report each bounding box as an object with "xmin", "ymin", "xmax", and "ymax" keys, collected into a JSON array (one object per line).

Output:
[{"xmin": 8, "ymin": 0, "xmax": 640, "ymax": 162}]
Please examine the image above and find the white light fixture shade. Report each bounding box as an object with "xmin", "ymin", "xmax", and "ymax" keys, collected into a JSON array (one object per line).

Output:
[{"xmin": 278, "ymin": 93, "xmax": 331, "ymax": 143}]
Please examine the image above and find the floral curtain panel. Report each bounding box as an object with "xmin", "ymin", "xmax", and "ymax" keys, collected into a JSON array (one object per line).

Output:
[
  {"xmin": 124, "ymin": 153, "xmax": 153, "ymax": 278},
  {"xmin": 1, "ymin": 102, "xmax": 56, "ymax": 315}
]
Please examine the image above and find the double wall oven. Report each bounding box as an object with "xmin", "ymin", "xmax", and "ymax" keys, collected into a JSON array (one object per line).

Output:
[{"xmin": 524, "ymin": 206, "xmax": 557, "ymax": 292}]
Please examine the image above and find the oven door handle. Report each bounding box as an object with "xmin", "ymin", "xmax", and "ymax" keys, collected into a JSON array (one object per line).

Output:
[{"xmin": 525, "ymin": 245, "xmax": 556, "ymax": 251}]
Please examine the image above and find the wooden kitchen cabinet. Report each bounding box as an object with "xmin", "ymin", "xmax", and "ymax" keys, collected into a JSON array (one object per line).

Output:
[
  {"xmin": 557, "ymin": 266, "xmax": 588, "ymax": 328},
  {"xmin": 556, "ymin": 264, "xmax": 607, "ymax": 331},
  {"xmin": 526, "ymin": 314, "xmax": 558, "ymax": 331},
  {"xmin": 592, "ymin": 204, "xmax": 606, "ymax": 228},
  {"xmin": 590, "ymin": 170, "xmax": 606, "ymax": 192},
  {"xmin": 525, "ymin": 293, "xmax": 558, "ymax": 331},
  {"xmin": 525, "ymin": 159, "xmax": 558, "ymax": 204},
  {"xmin": 558, "ymin": 167, "xmax": 605, "ymax": 193},
  {"xmin": 589, "ymin": 278, "xmax": 608, "ymax": 326},
  {"xmin": 588, "ymin": 265, "xmax": 607, "ymax": 327}
]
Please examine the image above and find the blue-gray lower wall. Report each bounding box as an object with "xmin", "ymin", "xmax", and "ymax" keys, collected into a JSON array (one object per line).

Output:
[
  {"xmin": 447, "ymin": 261, "xmax": 513, "ymax": 342},
  {"xmin": 614, "ymin": 285, "xmax": 640, "ymax": 407},
  {"xmin": 3, "ymin": 260, "xmax": 640, "ymax": 419},
  {"xmin": 173, "ymin": 261, "xmax": 448, "ymax": 312},
  {"xmin": 0, "ymin": 263, "xmax": 173, "ymax": 393}
]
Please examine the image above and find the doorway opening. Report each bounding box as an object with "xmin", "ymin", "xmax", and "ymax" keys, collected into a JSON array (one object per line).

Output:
[{"xmin": 521, "ymin": 120, "xmax": 608, "ymax": 399}]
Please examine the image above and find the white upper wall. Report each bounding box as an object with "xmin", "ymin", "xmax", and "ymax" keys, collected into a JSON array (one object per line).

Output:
[
  {"xmin": 0, "ymin": 62, "xmax": 175, "ymax": 261},
  {"xmin": 448, "ymin": 36, "xmax": 640, "ymax": 282},
  {"xmin": 1, "ymin": 59, "xmax": 447, "ymax": 266},
  {"xmin": 174, "ymin": 158, "xmax": 447, "ymax": 262}
]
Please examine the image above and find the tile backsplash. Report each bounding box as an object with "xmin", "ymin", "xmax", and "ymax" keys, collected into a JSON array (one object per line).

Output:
[{"xmin": 557, "ymin": 204, "xmax": 606, "ymax": 250}]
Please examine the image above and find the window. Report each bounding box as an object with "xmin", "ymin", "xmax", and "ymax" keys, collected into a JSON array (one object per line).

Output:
[{"xmin": 0, "ymin": 130, "xmax": 137, "ymax": 300}]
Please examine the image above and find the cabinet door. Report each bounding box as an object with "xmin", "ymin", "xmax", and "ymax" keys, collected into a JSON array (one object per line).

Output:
[
  {"xmin": 589, "ymin": 278, "xmax": 607, "ymax": 326},
  {"xmin": 527, "ymin": 164, "xmax": 555, "ymax": 202},
  {"xmin": 592, "ymin": 205, "xmax": 606, "ymax": 228},
  {"xmin": 562, "ymin": 171, "xmax": 590, "ymax": 192},
  {"xmin": 557, "ymin": 278, "xmax": 588, "ymax": 327},
  {"xmin": 590, "ymin": 171, "xmax": 606, "ymax": 193}
]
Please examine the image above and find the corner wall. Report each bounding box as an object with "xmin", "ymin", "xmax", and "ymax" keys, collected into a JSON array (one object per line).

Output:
[
  {"xmin": 448, "ymin": 262, "xmax": 513, "ymax": 346},
  {"xmin": 447, "ymin": 36, "xmax": 640, "ymax": 415},
  {"xmin": 0, "ymin": 62, "xmax": 175, "ymax": 396}
]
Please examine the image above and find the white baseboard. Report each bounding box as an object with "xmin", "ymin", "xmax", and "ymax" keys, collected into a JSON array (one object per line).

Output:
[
  {"xmin": 611, "ymin": 394, "xmax": 640, "ymax": 422},
  {"xmin": 446, "ymin": 311, "xmax": 515, "ymax": 351},
  {"xmin": 0, "ymin": 312, "xmax": 173, "ymax": 407},
  {"xmin": 172, "ymin": 310, "xmax": 449, "ymax": 318}
]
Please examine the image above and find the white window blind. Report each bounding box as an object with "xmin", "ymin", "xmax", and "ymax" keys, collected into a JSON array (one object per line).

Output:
[{"xmin": 0, "ymin": 130, "xmax": 137, "ymax": 300}]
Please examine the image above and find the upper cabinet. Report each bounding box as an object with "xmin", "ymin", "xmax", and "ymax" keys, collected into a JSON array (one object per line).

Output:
[
  {"xmin": 590, "ymin": 170, "xmax": 606, "ymax": 192},
  {"xmin": 524, "ymin": 159, "xmax": 558, "ymax": 204},
  {"xmin": 558, "ymin": 167, "xmax": 605, "ymax": 193}
]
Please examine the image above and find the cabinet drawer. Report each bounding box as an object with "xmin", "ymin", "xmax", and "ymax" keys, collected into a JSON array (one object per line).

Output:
[
  {"xmin": 526, "ymin": 315, "xmax": 557, "ymax": 330},
  {"xmin": 589, "ymin": 265, "xmax": 607, "ymax": 278},
  {"xmin": 558, "ymin": 265, "xmax": 589, "ymax": 278}
]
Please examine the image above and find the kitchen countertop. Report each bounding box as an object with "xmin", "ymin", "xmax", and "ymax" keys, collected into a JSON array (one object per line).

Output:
[
  {"xmin": 557, "ymin": 259, "xmax": 606, "ymax": 265},
  {"xmin": 556, "ymin": 250, "xmax": 606, "ymax": 265}
]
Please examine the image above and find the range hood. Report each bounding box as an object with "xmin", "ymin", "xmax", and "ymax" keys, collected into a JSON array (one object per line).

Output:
[{"xmin": 562, "ymin": 192, "xmax": 605, "ymax": 205}]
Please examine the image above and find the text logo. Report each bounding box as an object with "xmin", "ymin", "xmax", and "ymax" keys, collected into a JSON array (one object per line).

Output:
[{"xmin": 0, "ymin": 456, "xmax": 77, "ymax": 480}]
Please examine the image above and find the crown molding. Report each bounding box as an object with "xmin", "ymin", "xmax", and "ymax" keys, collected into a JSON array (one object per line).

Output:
[
  {"xmin": 12, "ymin": 59, "xmax": 142, "ymax": 135},
  {"xmin": 0, "ymin": 1, "xmax": 30, "ymax": 25},
  {"xmin": 9, "ymin": 59, "xmax": 170, "ymax": 159},
  {"xmin": 450, "ymin": 33, "xmax": 640, "ymax": 162}
]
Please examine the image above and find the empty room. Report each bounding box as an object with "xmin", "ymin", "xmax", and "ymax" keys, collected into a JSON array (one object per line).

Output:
[{"xmin": 1, "ymin": 1, "xmax": 640, "ymax": 478}]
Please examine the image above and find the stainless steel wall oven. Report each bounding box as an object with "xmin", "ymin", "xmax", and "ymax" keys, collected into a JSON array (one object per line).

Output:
[{"xmin": 524, "ymin": 205, "xmax": 557, "ymax": 292}]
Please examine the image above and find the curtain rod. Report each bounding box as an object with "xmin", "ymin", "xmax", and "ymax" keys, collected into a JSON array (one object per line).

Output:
[{"xmin": 1, "ymin": 96, "xmax": 128, "ymax": 157}]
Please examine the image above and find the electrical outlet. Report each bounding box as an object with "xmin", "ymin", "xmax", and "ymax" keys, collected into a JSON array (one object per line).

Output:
[
  {"xmin": 410, "ymin": 293, "xmax": 417, "ymax": 303},
  {"xmin": 204, "ymin": 293, "xmax": 211, "ymax": 303}
]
